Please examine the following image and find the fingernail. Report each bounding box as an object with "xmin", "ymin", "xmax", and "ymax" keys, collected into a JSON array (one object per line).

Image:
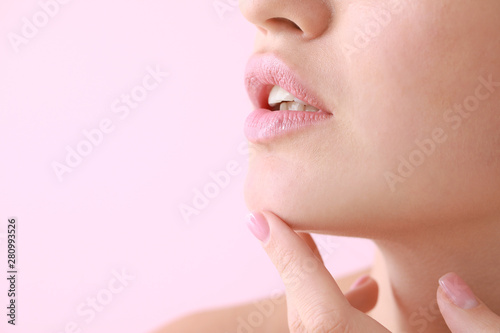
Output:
[
  {"xmin": 246, "ymin": 212, "xmax": 270, "ymax": 244},
  {"xmin": 439, "ymin": 272, "xmax": 480, "ymax": 310},
  {"xmin": 349, "ymin": 275, "xmax": 371, "ymax": 290}
]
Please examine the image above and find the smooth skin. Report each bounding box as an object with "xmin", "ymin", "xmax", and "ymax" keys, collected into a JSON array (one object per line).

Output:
[
  {"xmin": 153, "ymin": 242, "xmax": 377, "ymax": 333},
  {"xmin": 249, "ymin": 211, "xmax": 500, "ymax": 332},
  {"xmin": 155, "ymin": 0, "xmax": 500, "ymax": 332},
  {"xmin": 154, "ymin": 215, "xmax": 500, "ymax": 332},
  {"xmin": 239, "ymin": 0, "xmax": 500, "ymax": 331}
]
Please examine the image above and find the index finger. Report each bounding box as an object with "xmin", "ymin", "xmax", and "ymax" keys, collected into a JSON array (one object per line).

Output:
[
  {"xmin": 297, "ymin": 232, "xmax": 324, "ymax": 264},
  {"xmin": 246, "ymin": 211, "xmax": 352, "ymax": 316}
]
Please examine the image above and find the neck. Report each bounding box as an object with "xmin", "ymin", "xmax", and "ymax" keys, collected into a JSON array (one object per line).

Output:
[{"xmin": 368, "ymin": 217, "xmax": 500, "ymax": 333}]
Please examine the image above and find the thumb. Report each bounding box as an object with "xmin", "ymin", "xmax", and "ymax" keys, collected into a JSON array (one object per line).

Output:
[{"xmin": 437, "ymin": 272, "xmax": 500, "ymax": 333}]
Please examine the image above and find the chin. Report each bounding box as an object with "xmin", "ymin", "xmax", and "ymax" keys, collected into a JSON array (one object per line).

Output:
[
  {"xmin": 243, "ymin": 160, "xmax": 370, "ymax": 237},
  {"xmin": 242, "ymin": 149, "xmax": 422, "ymax": 239}
]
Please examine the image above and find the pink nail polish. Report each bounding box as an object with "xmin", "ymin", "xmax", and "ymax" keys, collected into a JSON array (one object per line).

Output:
[
  {"xmin": 439, "ymin": 272, "xmax": 480, "ymax": 310},
  {"xmin": 350, "ymin": 275, "xmax": 371, "ymax": 290},
  {"xmin": 246, "ymin": 212, "xmax": 270, "ymax": 244}
]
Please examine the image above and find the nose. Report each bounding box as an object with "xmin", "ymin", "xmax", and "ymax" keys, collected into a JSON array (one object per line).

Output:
[{"xmin": 239, "ymin": 0, "xmax": 332, "ymax": 40}]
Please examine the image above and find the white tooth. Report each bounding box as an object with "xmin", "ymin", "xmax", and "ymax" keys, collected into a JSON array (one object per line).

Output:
[
  {"xmin": 288, "ymin": 102, "xmax": 305, "ymax": 111},
  {"xmin": 293, "ymin": 97, "xmax": 307, "ymax": 104},
  {"xmin": 269, "ymin": 85, "xmax": 320, "ymax": 112},
  {"xmin": 268, "ymin": 85, "xmax": 295, "ymax": 106},
  {"xmin": 305, "ymin": 105, "xmax": 319, "ymax": 112}
]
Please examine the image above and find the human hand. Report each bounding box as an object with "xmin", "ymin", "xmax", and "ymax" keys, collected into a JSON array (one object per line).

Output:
[
  {"xmin": 438, "ymin": 272, "xmax": 500, "ymax": 332},
  {"xmin": 246, "ymin": 211, "xmax": 391, "ymax": 332}
]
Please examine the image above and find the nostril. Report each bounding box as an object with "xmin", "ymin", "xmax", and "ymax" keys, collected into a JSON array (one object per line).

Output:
[{"xmin": 267, "ymin": 17, "xmax": 303, "ymax": 32}]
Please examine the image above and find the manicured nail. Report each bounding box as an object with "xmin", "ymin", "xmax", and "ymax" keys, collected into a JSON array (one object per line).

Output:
[
  {"xmin": 439, "ymin": 272, "xmax": 480, "ymax": 310},
  {"xmin": 246, "ymin": 212, "xmax": 270, "ymax": 244},
  {"xmin": 349, "ymin": 275, "xmax": 371, "ymax": 291}
]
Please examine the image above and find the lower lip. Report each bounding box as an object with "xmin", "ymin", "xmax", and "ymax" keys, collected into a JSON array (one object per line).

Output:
[{"xmin": 244, "ymin": 108, "xmax": 333, "ymax": 143}]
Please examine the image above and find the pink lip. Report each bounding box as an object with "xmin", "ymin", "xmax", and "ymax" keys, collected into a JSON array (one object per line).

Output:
[{"xmin": 243, "ymin": 54, "xmax": 333, "ymax": 143}]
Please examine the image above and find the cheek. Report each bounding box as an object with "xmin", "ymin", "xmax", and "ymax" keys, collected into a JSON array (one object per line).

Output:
[
  {"xmin": 333, "ymin": 0, "xmax": 500, "ymax": 220},
  {"xmin": 334, "ymin": 3, "xmax": 430, "ymax": 159},
  {"xmin": 340, "ymin": 0, "xmax": 491, "ymax": 161}
]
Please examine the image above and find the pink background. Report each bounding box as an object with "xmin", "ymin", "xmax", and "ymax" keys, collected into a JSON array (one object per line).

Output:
[{"xmin": 0, "ymin": 1, "xmax": 374, "ymax": 332}]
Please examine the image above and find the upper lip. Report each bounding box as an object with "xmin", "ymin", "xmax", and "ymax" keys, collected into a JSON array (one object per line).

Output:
[{"xmin": 244, "ymin": 53, "xmax": 332, "ymax": 114}]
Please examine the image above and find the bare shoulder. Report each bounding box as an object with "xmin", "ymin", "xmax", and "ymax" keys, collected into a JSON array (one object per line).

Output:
[
  {"xmin": 150, "ymin": 268, "xmax": 371, "ymax": 333},
  {"xmin": 150, "ymin": 295, "xmax": 288, "ymax": 333}
]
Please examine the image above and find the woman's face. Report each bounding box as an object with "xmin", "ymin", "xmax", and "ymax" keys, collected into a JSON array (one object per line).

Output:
[{"xmin": 240, "ymin": 0, "xmax": 500, "ymax": 237}]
